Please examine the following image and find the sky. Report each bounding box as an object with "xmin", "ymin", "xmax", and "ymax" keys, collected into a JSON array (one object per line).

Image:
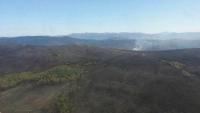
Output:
[{"xmin": 0, "ymin": 0, "xmax": 200, "ymax": 36}]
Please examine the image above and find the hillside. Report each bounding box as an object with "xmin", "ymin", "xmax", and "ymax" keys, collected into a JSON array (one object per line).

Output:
[
  {"xmin": 1, "ymin": 32, "xmax": 200, "ymax": 50},
  {"xmin": 1, "ymin": 45, "xmax": 200, "ymax": 113},
  {"xmin": 0, "ymin": 36, "xmax": 136, "ymax": 50}
]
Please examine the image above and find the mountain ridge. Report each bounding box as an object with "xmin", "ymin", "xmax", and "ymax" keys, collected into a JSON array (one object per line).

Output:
[{"xmin": 1, "ymin": 32, "xmax": 200, "ymax": 51}]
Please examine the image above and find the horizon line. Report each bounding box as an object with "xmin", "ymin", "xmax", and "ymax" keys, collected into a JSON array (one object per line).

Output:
[{"xmin": 1, "ymin": 31, "xmax": 200, "ymax": 38}]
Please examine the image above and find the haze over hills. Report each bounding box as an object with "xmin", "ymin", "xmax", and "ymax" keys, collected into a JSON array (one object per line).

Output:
[
  {"xmin": 1, "ymin": 32, "xmax": 200, "ymax": 51},
  {"xmin": 1, "ymin": 45, "xmax": 200, "ymax": 113},
  {"xmin": 70, "ymin": 32, "xmax": 200, "ymax": 40},
  {"xmin": 0, "ymin": 36, "xmax": 136, "ymax": 50},
  {"xmin": 1, "ymin": 32, "xmax": 200, "ymax": 113}
]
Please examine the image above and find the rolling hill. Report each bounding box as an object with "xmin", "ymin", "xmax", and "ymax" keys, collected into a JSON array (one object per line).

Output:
[
  {"xmin": 0, "ymin": 36, "xmax": 136, "ymax": 50},
  {"xmin": 0, "ymin": 45, "xmax": 200, "ymax": 113},
  {"xmin": 1, "ymin": 32, "xmax": 200, "ymax": 51}
]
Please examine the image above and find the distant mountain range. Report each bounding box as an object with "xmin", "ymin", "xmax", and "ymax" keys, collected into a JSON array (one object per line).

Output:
[
  {"xmin": 1, "ymin": 32, "xmax": 200, "ymax": 50},
  {"xmin": 70, "ymin": 32, "xmax": 200, "ymax": 40}
]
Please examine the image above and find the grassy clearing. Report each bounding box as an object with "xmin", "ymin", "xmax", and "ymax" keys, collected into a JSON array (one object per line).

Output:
[{"xmin": 0, "ymin": 65, "xmax": 85, "ymax": 90}]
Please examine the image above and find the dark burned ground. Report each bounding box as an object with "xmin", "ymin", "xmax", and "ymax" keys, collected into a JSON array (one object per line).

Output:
[{"xmin": 0, "ymin": 45, "xmax": 200, "ymax": 113}]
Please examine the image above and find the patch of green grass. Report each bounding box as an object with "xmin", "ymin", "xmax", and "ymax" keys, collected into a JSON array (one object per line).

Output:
[
  {"xmin": 0, "ymin": 65, "xmax": 85, "ymax": 90},
  {"xmin": 0, "ymin": 72, "xmax": 35, "ymax": 90},
  {"xmin": 54, "ymin": 93, "xmax": 74, "ymax": 113}
]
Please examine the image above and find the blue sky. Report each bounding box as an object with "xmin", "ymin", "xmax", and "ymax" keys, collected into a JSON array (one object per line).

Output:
[{"xmin": 0, "ymin": 0, "xmax": 200, "ymax": 36}]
